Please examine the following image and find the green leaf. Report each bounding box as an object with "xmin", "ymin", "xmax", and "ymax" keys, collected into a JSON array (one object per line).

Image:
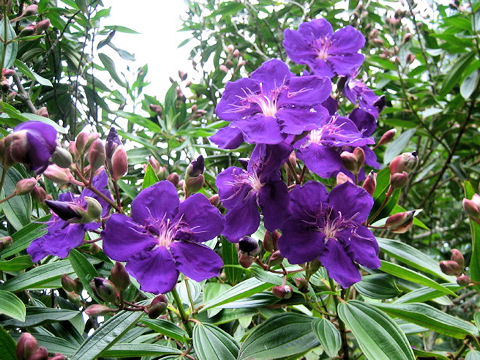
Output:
[
  {"xmin": 193, "ymin": 322, "xmax": 239, "ymax": 360},
  {"xmin": 2, "ymin": 307, "xmax": 79, "ymax": 327},
  {"xmin": 104, "ymin": 25, "xmax": 139, "ymax": 34},
  {"xmin": 384, "ymin": 129, "xmax": 416, "ymax": 164},
  {"xmin": 222, "ymin": 238, "xmax": 242, "ymax": 284},
  {"xmin": 20, "ymin": 113, "xmax": 68, "ymax": 134},
  {"xmin": 0, "ymin": 290, "xmax": 25, "ymax": 321},
  {"xmin": 98, "ymin": 53, "xmax": 126, "ymax": 87},
  {"xmin": 466, "ymin": 350, "xmax": 480, "ymax": 360},
  {"xmin": 140, "ymin": 318, "xmax": 188, "ymax": 342},
  {"xmin": 0, "ymin": 166, "xmax": 32, "ymax": 231},
  {"xmin": 354, "ymin": 274, "xmax": 400, "ymax": 299},
  {"xmin": 374, "ymin": 303, "xmax": 478, "ymax": 339},
  {"xmin": 0, "ymin": 326, "xmax": 16, "ymax": 360},
  {"xmin": 394, "ymin": 283, "xmax": 459, "ymax": 305},
  {"xmin": 203, "ymin": 282, "xmax": 232, "ymax": 317},
  {"xmin": 0, "ymin": 260, "xmax": 74, "ymax": 291},
  {"xmin": 0, "ymin": 216, "xmax": 48, "ymax": 259},
  {"xmin": 464, "ymin": 181, "xmax": 480, "ymax": 282},
  {"xmin": 413, "ymin": 349, "xmax": 450, "ymax": 360},
  {"xmin": 461, "ymin": 69, "xmax": 479, "ymax": 99},
  {"xmin": 0, "ymin": 17, "xmax": 18, "ymax": 68},
  {"xmin": 68, "ymin": 249, "xmax": 100, "ymax": 302},
  {"xmin": 338, "ymin": 301, "xmax": 415, "ymax": 360},
  {"xmin": 34, "ymin": 335, "xmax": 77, "ymax": 356},
  {"xmin": 71, "ymin": 310, "xmax": 144, "ymax": 360},
  {"xmin": 312, "ymin": 318, "xmax": 341, "ymax": 358},
  {"xmin": 142, "ymin": 163, "xmax": 159, "ymax": 189},
  {"xmin": 0, "ymin": 255, "xmax": 33, "ymax": 271},
  {"xmin": 202, "ymin": 277, "xmax": 271, "ymax": 310},
  {"xmin": 380, "ymin": 260, "xmax": 455, "ymax": 295},
  {"xmin": 14, "ymin": 59, "xmax": 53, "ymax": 87},
  {"xmin": 101, "ymin": 343, "xmax": 182, "ymax": 358},
  {"xmin": 440, "ymin": 52, "xmax": 475, "ymax": 96},
  {"xmin": 378, "ymin": 238, "xmax": 455, "ymax": 282},
  {"xmin": 237, "ymin": 313, "xmax": 319, "ymax": 360}
]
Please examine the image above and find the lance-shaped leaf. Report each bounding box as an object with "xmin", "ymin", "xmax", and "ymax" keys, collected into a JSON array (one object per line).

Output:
[{"xmin": 312, "ymin": 318, "xmax": 341, "ymax": 358}]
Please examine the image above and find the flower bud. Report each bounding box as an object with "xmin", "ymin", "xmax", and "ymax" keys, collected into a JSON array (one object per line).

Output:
[
  {"xmin": 340, "ymin": 151, "xmax": 359, "ymax": 174},
  {"xmin": 0, "ymin": 236, "xmax": 13, "ymax": 251},
  {"xmin": 178, "ymin": 70, "xmax": 187, "ymax": 81},
  {"xmin": 45, "ymin": 200, "xmax": 82, "ymax": 221},
  {"xmin": 263, "ymin": 230, "xmax": 280, "ymax": 252},
  {"xmin": 31, "ymin": 186, "xmax": 47, "ymax": 203},
  {"xmin": 20, "ymin": 24, "xmax": 36, "ymax": 36},
  {"xmin": 149, "ymin": 104, "xmax": 163, "ymax": 115},
  {"xmin": 450, "ymin": 249, "xmax": 464, "ymax": 269},
  {"xmin": 35, "ymin": 19, "xmax": 50, "ymax": 34},
  {"xmin": 385, "ymin": 211, "xmax": 415, "ymax": 233},
  {"xmin": 67, "ymin": 291, "xmax": 82, "ymax": 306},
  {"xmin": 110, "ymin": 262, "xmax": 130, "ymax": 292},
  {"xmin": 362, "ymin": 171, "xmax": 377, "ymax": 195},
  {"xmin": 68, "ymin": 141, "xmax": 77, "ymax": 158},
  {"xmin": 463, "ymin": 198, "xmax": 480, "ymax": 218},
  {"xmin": 91, "ymin": 277, "xmax": 119, "ymax": 303},
  {"xmin": 336, "ymin": 171, "xmax": 354, "ymax": 185},
  {"xmin": 85, "ymin": 304, "xmax": 115, "ymax": 316},
  {"xmin": 49, "ymin": 354, "xmax": 67, "ymax": 360},
  {"xmin": 208, "ymin": 194, "xmax": 220, "ymax": 207},
  {"xmin": 147, "ymin": 294, "xmax": 168, "ymax": 319},
  {"xmin": 226, "ymin": 44, "xmax": 234, "ymax": 52},
  {"xmin": 184, "ymin": 174, "xmax": 204, "ymax": 195},
  {"xmin": 2, "ymin": 69, "xmax": 15, "ymax": 77},
  {"xmin": 73, "ymin": 278, "xmax": 83, "ymax": 293},
  {"xmin": 15, "ymin": 178, "xmax": 36, "ymax": 195},
  {"xmin": 28, "ymin": 347, "xmax": 48, "ymax": 360},
  {"xmin": 219, "ymin": 65, "xmax": 229, "ymax": 73},
  {"xmin": 238, "ymin": 236, "xmax": 259, "ymax": 255},
  {"xmin": 43, "ymin": 164, "xmax": 73, "ymax": 184},
  {"xmin": 456, "ymin": 274, "xmax": 471, "ymax": 286},
  {"xmin": 88, "ymin": 139, "xmax": 105, "ymax": 172},
  {"xmin": 238, "ymin": 252, "xmax": 254, "ymax": 268},
  {"xmin": 269, "ymin": 250, "xmax": 284, "ymax": 266},
  {"xmin": 35, "ymin": 106, "xmax": 49, "ymax": 118},
  {"xmin": 112, "ymin": 147, "xmax": 128, "ymax": 181},
  {"xmin": 294, "ymin": 278, "xmax": 309, "ymax": 293},
  {"xmin": 440, "ymin": 260, "xmax": 462, "ymax": 276},
  {"xmin": 75, "ymin": 131, "xmax": 89, "ymax": 155},
  {"xmin": 402, "ymin": 33, "xmax": 413, "ymax": 44},
  {"xmin": 406, "ymin": 54, "xmax": 415, "ymax": 64},
  {"xmin": 61, "ymin": 274, "xmax": 76, "ymax": 292},
  {"xmin": 353, "ymin": 147, "xmax": 365, "ymax": 167},
  {"xmin": 16, "ymin": 333, "xmax": 39, "ymax": 360},
  {"xmin": 390, "ymin": 171, "xmax": 409, "ymax": 189},
  {"xmin": 167, "ymin": 172, "xmax": 180, "ymax": 187},
  {"xmin": 306, "ymin": 259, "xmax": 321, "ymax": 279},
  {"xmin": 105, "ymin": 128, "xmax": 122, "ymax": 160},
  {"xmin": 272, "ymin": 285, "xmax": 293, "ymax": 299},
  {"xmin": 389, "ymin": 152, "xmax": 417, "ymax": 174},
  {"xmin": 187, "ymin": 155, "xmax": 204, "ymax": 177},
  {"xmin": 5, "ymin": 131, "xmax": 28, "ymax": 164},
  {"xmin": 377, "ymin": 129, "xmax": 396, "ymax": 147},
  {"xmin": 50, "ymin": 146, "xmax": 73, "ymax": 168},
  {"xmin": 233, "ymin": 49, "xmax": 240, "ymax": 58},
  {"xmin": 23, "ymin": 4, "xmax": 38, "ymax": 16},
  {"xmin": 83, "ymin": 196, "xmax": 102, "ymax": 222}
]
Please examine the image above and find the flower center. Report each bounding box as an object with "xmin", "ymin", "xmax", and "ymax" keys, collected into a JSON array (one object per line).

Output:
[
  {"xmin": 315, "ymin": 37, "xmax": 331, "ymax": 60},
  {"xmin": 147, "ymin": 216, "xmax": 184, "ymax": 248},
  {"xmin": 246, "ymin": 171, "xmax": 263, "ymax": 192}
]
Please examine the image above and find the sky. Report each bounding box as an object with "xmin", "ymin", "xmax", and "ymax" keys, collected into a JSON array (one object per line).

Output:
[{"xmin": 102, "ymin": 0, "xmax": 192, "ymax": 99}]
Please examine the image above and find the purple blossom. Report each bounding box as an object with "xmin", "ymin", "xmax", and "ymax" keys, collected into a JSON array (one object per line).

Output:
[
  {"xmin": 278, "ymin": 181, "xmax": 380, "ymax": 287},
  {"xmin": 212, "ymin": 59, "xmax": 331, "ymax": 146},
  {"xmin": 101, "ymin": 181, "xmax": 224, "ymax": 294},
  {"xmin": 283, "ymin": 19, "xmax": 365, "ymax": 77},
  {"xmin": 216, "ymin": 143, "xmax": 291, "ymax": 241},
  {"xmin": 28, "ymin": 171, "xmax": 112, "ymax": 262},
  {"xmin": 9, "ymin": 121, "xmax": 57, "ymax": 173},
  {"xmin": 294, "ymin": 116, "xmax": 376, "ymax": 178}
]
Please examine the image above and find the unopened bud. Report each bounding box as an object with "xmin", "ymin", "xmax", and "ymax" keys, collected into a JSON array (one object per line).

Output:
[
  {"xmin": 81, "ymin": 196, "xmax": 102, "ymax": 223},
  {"xmin": 149, "ymin": 104, "xmax": 163, "ymax": 115},
  {"xmin": 85, "ymin": 304, "xmax": 115, "ymax": 316},
  {"xmin": 28, "ymin": 347, "xmax": 48, "ymax": 360},
  {"xmin": 238, "ymin": 236, "xmax": 259, "ymax": 255},
  {"xmin": 184, "ymin": 174, "xmax": 204, "ymax": 195},
  {"xmin": 294, "ymin": 278, "xmax": 309, "ymax": 293},
  {"xmin": 306, "ymin": 259, "xmax": 321, "ymax": 279},
  {"xmin": 269, "ymin": 250, "xmax": 284, "ymax": 266},
  {"xmin": 378, "ymin": 129, "xmax": 396, "ymax": 146},
  {"xmin": 112, "ymin": 147, "xmax": 128, "ymax": 181},
  {"xmin": 390, "ymin": 171, "xmax": 409, "ymax": 189},
  {"xmin": 91, "ymin": 277, "xmax": 119, "ymax": 303},
  {"xmin": 23, "ymin": 4, "xmax": 38, "ymax": 16},
  {"xmin": 187, "ymin": 155, "xmax": 204, "ymax": 177},
  {"xmin": 463, "ymin": 198, "xmax": 480, "ymax": 218},
  {"xmin": 6, "ymin": 131, "xmax": 28, "ymax": 164},
  {"xmin": 402, "ymin": 33, "xmax": 413, "ymax": 44},
  {"xmin": 88, "ymin": 139, "xmax": 105, "ymax": 172},
  {"xmin": 406, "ymin": 54, "xmax": 415, "ymax": 64},
  {"xmin": 2, "ymin": 69, "xmax": 15, "ymax": 77},
  {"xmin": 148, "ymin": 156, "xmax": 161, "ymax": 171},
  {"xmin": 31, "ymin": 186, "xmax": 47, "ymax": 203},
  {"xmin": 238, "ymin": 252, "xmax": 254, "ymax": 268},
  {"xmin": 15, "ymin": 178, "xmax": 36, "ymax": 195},
  {"xmin": 0, "ymin": 236, "xmax": 12, "ymax": 251},
  {"xmin": 362, "ymin": 171, "xmax": 377, "ymax": 195},
  {"xmin": 208, "ymin": 194, "xmax": 220, "ymax": 207},
  {"xmin": 49, "ymin": 354, "xmax": 67, "ymax": 360},
  {"xmin": 75, "ymin": 132, "xmax": 89, "ymax": 155},
  {"xmin": 450, "ymin": 249, "xmax": 465, "ymax": 269},
  {"xmin": 16, "ymin": 333, "xmax": 39, "ymax": 360},
  {"xmin": 45, "ymin": 199, "xmax": 82, "ymax": 221},
  {"xmin": 390, "ymin": 151, "xmax": 417, "ymax": 174},
  {"xmin": 67, "ymin": 291, "xmax": 82, "ymax": 306},
  {"xmin": 263, "ymin": 230, "xmax": 280, "ymax": 252},
  {"xmin": 340, "ymin": 151, "xmax": 358, "ymax": 173},
  {"xmin": 147, "ymin": 294, "xmax": 168, "ymax": 319},
  {"xmin": 219, "ymin": 65, "xmax": 228, "ymax": 73},
  {"xmin": 20, "ymin": 24, "xmax": 36, "ymax": 36},
  {"xmin": 35, "ymin": 19, "xmax": 50, "ymax": 34},
  {"xmin": 73, "ymin": 278, "xmax": 83, "ymax": 293},
  {"xmin": 178, "ymin": 70, "xmax": 187, "ymax": 81},
  {"xmin": 336, "ymin": 171, "xmax": 354, "ymax": 185},
  {"xmin": 385, "ymin": 211, "xmax": 415, "ymax": 233},
  {"xmin": 226, "ymin": 44, "xmax": 234, "ymax": 52},
  {"xmin": 61, "ymin": 274, "xmax": 76, "ymax": 292},
  {"xmin": 456, "ymin": 274, "xmax": 471, "ymax": 286},
  {"xmin": 167, "ymin": 172, "xmax": 180, "ymax": 187},
  {"xmin": 35, "ymin": 106, "xmax": 49, "ymax": 118},
  {"xmin": 68, "ymin": 141, "xmax": 77, "ymax": 158},
  {"xmin": 233, "ymin": 49, "xmax": 240, "ymax": 57},
  {"xmin": 272, "ymin": 285, "xmax": 293, "ymax": 299},
  {"xmin": 50, "ymin": 146, "xmax": 73, "ymax": 168},
  {"xmin": 43, "ymin": 164, "xmax": 73, "ymax": 184},
  {"xmin": 110, "ymin": 262, "xmax": 130, "ymax": 292},
  {"xmin": 440, "ymin": 260, "xmax": 462, "ymax": 276}
]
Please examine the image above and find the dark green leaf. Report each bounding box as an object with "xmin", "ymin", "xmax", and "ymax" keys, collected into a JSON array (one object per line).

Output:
[
  {"xmin": 0, "ymin": 216, "xmax": 48, "ymax": 259},
  {"xmin": 140, "ymin": 318, "xmax": 188, "ymax": 342},
  {"xmin": 312, "ymin": 318, "xmax": 341, "ymax": 358},
  {"xmin": 98, "ymin": 53, "xmax": 126, "ymax": 87},
  {"xmin": 384, "ymin": 129, "xmax": 416, "ymax": 164},
  {"xmin": 464, "ymin": 181, "xmax": 480, "ymax": 282},
  {"xmin": 101, "ymin": 343, "xmax": 182, "ymax": 358},
  {"xmin": 0, "ymin": 255, "xmax": 33, "ymax": 271},
  {"xmin": 193, "ymin": 322, "xmax": 239, "ymax": 360},
  {"xmin": 68, "ymin": 249, "xmax": 101, "ymax": 302},
  {"xmin": 0, "ymin": 326, "xmax": 16, "ymax": 360},
  {"xmin": 354, "ymin": 274, "xmax": 400, "ymax": 299},
  {"xmin": 0, "ymin": 166, "xmax": 31, "ymax": 231},
  {"xmin": 440, "ymin": 52, "xmax": 475, "ymax": 96},
  {"xmin": 0, "ymin": 17, "xmax": 18, "ymax": 68},
  {"xmin": 2, "ymin": 307, "xmax": 79, "ymax": 327},
  {"xmin": 0, "ymin": 290, "xmax": 25, "ymax": 321}
]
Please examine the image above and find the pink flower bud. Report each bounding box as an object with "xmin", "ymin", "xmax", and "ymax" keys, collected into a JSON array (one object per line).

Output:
[
  {"xmin": 233, "ymin": 49, "xmax": 240, "ymax": 58},
  {"xmin": 91, "ymin": 277, "xmax": 119, "ymax": 303},
  {"xmin": 35, "ymin": 19, "xmax": 50, "ymax": 34},
  {"xmin": 178, "ymin": 70, "xmax": 187, "ymax": 81},
  {"xmin": 0, "ymin": 236, "xmax": 12, "ymax": 251},
  {"xmin": 406, "ymin": 54, "xmax": 415, "ymax": 64},
  {"xmin": 75, "ymin": 131, "xmax": 89, "ymax": 155},
  {"xmin": 362, "ymin": 171, "xmax": 377, "ymax": 195},
  {"xmin": 88, "ymin": 139, "xmax": 105, "ymax": 172},
  {"xmin": 35, "ymin": 106, "xmax": 49, "ymax": 118},
  {"xmin": 2, "ymin": 68, "xmax": 15, "ymax": 77},
  {"xmin": 353, "ymin": 147, "xmax": 365, "ymax": 168},
  {"xmin": 269, "ymin": 250, "xmax": 284, "ymax": 266},
  {"xmin": 50, "ymin": 146, "xmax": 73, "ymax": 168},
  {"xmin": 112, "ymin": 147, "xmax": 128, "ymax": 181},
  {"xmin": 336, "ymin": 172, "xmax": 354, "ymax": 185},
  {"xmin": 16, "ymin": 333, "xmax": 39, "ymax": 360},
  {"xmin": 110, "ymin": 262, "xmax": 130, "ymax": 292},
  {"xmin": 167, "ymin": 172, "xmax": 180, "ymax": 187},
  {"xmin": 402, "ymin": 33, "xmax": 413, "ymax": 44},
  {"xmin": 208, "ymin": 194, "xmax": 220, "ymax": 207},
  {"xmin": 149, "ymin": 104, "xmax": 163, "ymax": 115},
  {"xmin": 389, "ymin": 152, "xmax": 417, "ymax": 174},
  {"xmin": 27, "ymin": 346, "xmax": 48, "ymax": 360},
  {"xmin": 272, "ymin": 285, "xmax": 293, "ymax": 299},
  {"xmin": 49, "ymin": 354, "xmax": 67, "ymax": 360},
  {"xmin": 43, "ymin": 164, "xmax": 73, "ymax": 184},
  {"xmin": 85, "ymin": 304, "xmax": 115, "ymax": 316},
  {"xmin": 390, "ymin": 171, "xmax": 409, "ymax": 189},
  {"xmin": 450, "ymin": 249, "xmax": 465, "ymax": 269},
  {"xmin": 23, "ymin": 4, "xmax": 38, "ymax": 16},
  {"xmin": 15, "ymin": 178, "xmax": 37, "ymax": 195},
  {"xmin": 31, "ymin": 186, "xmax": 47, "ymax": 203},
  {"xmin": 219, "ymin": 65, "xmax": 229, "ymax": 73},
  {"xmin": 294, "ymin": 278, "xmax": 309, "ymax": 293},
  {"xmin": 377, "ymin": 129, "xmax": 396, "ymax": 147},
  {"xmin": 238, "ymin": 252, "xmax": 254, "ymax": 268},
  {"xmin": 61, "ymin": 274, "xmax": 76, "ymax": 292},
  {"xmin": 263, "ymin": 230, "xmax": 280, "ymax": 252},
  {"xmin": 340, "ymin": 151, "xmax": 359, "ymax": 174},
  {"xmin": 5, "ymin": 131, "xmax": 29, "ymax": 164},
  {"xmin": 20, "ymin": 24, "xmax": 36, "ymax": 36},
  {"xmin": 463, "ymin": 198, "xmax": 480, "ymax": 218},
  {"xmin": 68, "ymin": 141, "xmax": 77, "ymax": 158},
  {"xmin": 385, "ymin": 211, "xmax": 415, "ymax": 233},
  {"xmin": 226, "ymin": 44, "xmax": 234, "ymax": 52},
  {"xmin": 184, "ymin": 174, "xmax": 204, "ymax": 195},
  {"xmin": 456, "ymin": 274, "xmax": 471, "ymax": 286},
  {"xmin": 147, "ymin": 295, "xmax": 168, "ymax": 319},
  {"xmin": 440, "ymin": 260, "xmax": 462, "ymax": 276}
]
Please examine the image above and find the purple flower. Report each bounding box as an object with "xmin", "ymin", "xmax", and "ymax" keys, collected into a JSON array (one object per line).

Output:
[
  {"xmin": 212, "ymin": 59, "xmax": 331, "ymax": 146},
  {"xmin": 28, "ymin": 171, "xmax": 112, "ymax": 262},
  {"xmin": 283, "ymin": 19, "xmax": 365, "ymax": 77},
  {"xmin": 278, "ymin": 181, "xmax": 380, "ymax": 288},
  {"xmin": 6, "ymin": 121, "xmax": 57, "ymax": 173},
  {"xmin": 101, "ymin": 181, "xmax": 224, "ymax": 294},
  {"xmin": 216, "ymin": 143, "xmax": 291, "ymax": 241},
  {"xmin": 295, "ymin": 116, "xmax": 375, "ymax": 178}
]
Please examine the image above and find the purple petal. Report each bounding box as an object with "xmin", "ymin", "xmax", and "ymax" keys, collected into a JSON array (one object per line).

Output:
[
  {"xmin": 308, "ymin": 59, "xmax": 335, "ymax": 77},
  {"xmin": 58, "ymin": 192, "xmax": 75, "ymax": 202},
  {"xmin": 259, "ymin": 180, "xmax": 289, "ymax": 231},
  {"xmin": 345, "ymin": 226, "xmax": 380, "ymax": 269},
  {"xmin": 131, "ymin": 181, "xmax": 179, "ymax": 226},
  {"xmin": 170, "ymin": 241, "xmax": 223, "ymax": 282},
  {"xmin": 102, "ymin": 213, "xmax": 156, "ymax": 261},
  {"xmin": 233, "ymin": 115, "xmax": 284, "ymax": 144},
  {"xmin": 320, "ymin": 239, "xmax": 361, "ymax": 288},
  {"xmin": 296, "ymin": 144, "xmax": 343, "ymax": 178},
  {"xmin": 288, "ymin": 181, "xmax": 328, "ymax": 219},
  {"xmin": 249, "ymin": 143, "xmax": 292, "ymax": 181},
  {"xmin": 279, "ymin": 76, "xmax": 332, "ymax": 107},
  {"xmin": 364, "ymin": 146, "xmax": 380, "ymax": 168},
  {"xmin": 209, "ymin": 126, "xmax": 244, "ymax": 149},
  {"xmin": 330, "ymin": 26, "xmax": 365, "ymax": 54},
  {"xmin": 349, "ymin": 108, "xmax": 377, "ymax": 137},
  {"xmin": 215, "ymin": 78, "xmax": 261, "ymax": 121},
  {"xmin": 126, "ymin": 247, "xmax": 178, "ymax": 294},
  {"xmin": 298, "ymin": 18, "xmax": 333, "ymax": 39},
  {"xmin": 322, "ymin": 96, "xmax": 338, "ymax": 115},
  {"xmin": 328, "ymin": 182, "xmax": 373, "ymax": 223},
  {"xmin": 216, "ymin": 167, "xmax": 252, "ymax": 209},
  {"xmin": 81, "ymin": 170, "xmax": 112, "ymax": 217},
  {"xmin": 277, "ymin": 107, "xmax": 328, "ymax": 135},
  {"xmin": 279, "ymin": 219, "xmax": 325, "ymax": 264},
  {"xmin": 222, "ymin": 194, "xmax": 260, "ymax": 242},
  {"xmin": 283, "ymin": 28, "xmax": 318, "ymax": 65},
  {"xmin": 175, "ymin": 193, "xmax": 224, "ymax": 242},
  {"xmin": 328, "ymin": 54, "xmax": 365, "ymax": 76},
  {"xmin": 250, "ymin": 59, "xmax": 291, "ymax": 95}
]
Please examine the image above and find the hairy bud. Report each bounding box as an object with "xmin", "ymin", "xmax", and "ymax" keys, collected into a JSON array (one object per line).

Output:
[
  {"xmin": 16, "ymin": 333, "xmax": 39, "ymax": 360},
  {"xmin": 85, "ymin": 304, "xmax": 115, "ymax": 316},
  {"xmin": 440, "ymin": 260, "xmax": 462, "ymax": 276},
  {"xmin": 238, "ymin": 252, "xmax": 254, "ymax": 268},
  {"xmin": 269, "ymin": 250, "xmax": 284, "ymax": 266},
  {"xmin": 272, "ymin": 285, "xmax": 293, "ymax": 299},
  {"xmin": 61, "ymin": 274, "xmax": 76, "ymax": 292},
  {"xmin": 15, "ymin": 178, "xmax": 36, "ymax": 195},
  {"xmin": 35, "ymin": 19, "xmax": 50, "ymax": 34},
  {"xmin": 377, "ymin": 129, "xmax": 396, "ymax": 147},
  {"xmin": 84, "ymin": 196, "xmax": 102, "ymax": 222},
  {"xmin": 147, "ymin": 294, "xmax": 168, "ymax": 319},
  {"xmin": 31, "ymin": 186, "xmax": 47, "ymax": 203},
  {"xmin": 45, "ymin": 199, "xmax": 82, "ymax": 221},
  {"xmin": 35, "ymin": 106, "xmax": 49, "ymax": 118},
  {"xmin": 112, "ymin": 147, "xmax": 128, "ymax": 181},
  {"xmin": 463, "ymin": 197, "xmax": 480, "ymax": 218},
  {"xmin": 149, "ymin": 104, "xmax": 163, "ymax": 115},
  {"xmin": 263, "ymin": 230, "xmax": 280, "ymax": 252},
  {"xmin": 110, "ymin": 262, "xmax": 130, "ymax": 292},
  {"xmin": 0, "ymin": 236, "xmax": 12, "ymax": 251},
  {"xmin": 238, "ymin": 236, "xmax": 259, "ymax": 256},
  {"xmin": 28, "ymin": 347, "xmax": 48, "ymax": 360},
  {"xmin": 294, "ymin": 278, "xmax": 309, "ymax": 293},
  {"xmin": 390, "ymin": 171, "xmax": 409, "ymax": 189},
  {"xmin": 336, "ymin": 171, "xmax": 354, "ymax": 185},
  {"xmin": 456, "ymin": 274, "xmax": 471, "ymax": 286},
  {"xmin": 88, "ymin": 139, "xmax": 105, "ymax": 172},
  {"xmin": 208, "ymin": 194, "xmax": 220, "ymax": 207},
  {"xmin": 91, "ymin": 277, "xmax": 119, "ymax": 303},
  {"xmin": 385, "ymin": 211, "xmax": 415, "ymax": 233},
  {"xmin": 362, "ymin": 171, "xmax": 377, "ymax": 195},
  {"xmin": 20, "ymin": 24, "xmax": 36, "ymax": 36},
  {"xmin": 50, "ymin": 146, "xmax": 73, "ymax": 168},
  {"xmin": 75, "ymin": 132, "xmax": 89, "ymax": 155},
  {"xmin": 43, "ymin": 164, "xmax": 73, "ymax": 184},
  {"xmin": 23, "ymin": 4, "xmax": 38, "ymax": 16},
  {"xmin": 389, "ymin": 152, "xmax": 417, "ymax": 174},
  {"xmin": 450, "ymin": 249, "xmax": 465, "ymax": 269},
  {"xmin": 167, "ymin": 172, "xmax": 180, "ymax": 187}
]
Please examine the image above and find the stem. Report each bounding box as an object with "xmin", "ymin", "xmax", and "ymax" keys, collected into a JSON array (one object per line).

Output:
[
  {"xmin": 184, "ymin": 277, "xmax": 195, "ymax": 313},
  {"xmin": 0, "ymin": 191, "xmax": 16, "ymax": 205},
  {"xmin": 112, "ymin": 180, "xmax": 122, "ymax": 209},
  {"xmin": 329, "ymin": 278, "xmax": 349, "ymax": 360},
  {"xmin": 367, "ymin": 185, "xmax": 393, "ymax": 225},
  {"xmin": 171, "ymin": 287, "xmax": 193, "ymax": 338},
  {"xmin": 0, "ymin": 164, "xmax": 7, "ymax": 195}
]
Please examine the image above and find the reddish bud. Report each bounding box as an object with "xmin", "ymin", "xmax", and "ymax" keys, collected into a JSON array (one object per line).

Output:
[
  {"xmin": 23, "ymin": 4, "xmax": 38, "ymax": 16},
  {"xmin": 16, "ymin": 333, "xmax": 39, "ymax": 360},
  {"xmin": 167, "ymin": 172, "xmax": 180, "ymax": 187},
  {"xmin": 20, "ymin": 24, "xmax": 36, "ymax": 36},
  {"xmin": 49, "ymin": 354, "xmax": 67, "ymax": 360},
  {"xmin": 336, "ymin": 172, "xmax": 354, "ymax": 185},
  {"xmin": 440, "ymin": 260, "xmax": 462, "ymax": 276},
  {"xmin": 149, "ymin": 104, "xmax": 163, "ymax": 115},
  {"xmin": 178, "ymin": 70, "xmax": 187, "ymax": 81},
  {"xmin": 75, "ymin": 132, "xmax": 89, "ymax": 155},
  {"xmin": 385, "ymin": 211, "xmax": 415, "ymax": 233},
  {"xmin": 43, "ymin": 164, "xmax": 73, "ymax": 184},
  {"xmin": 85, "ymin": 304, "xmax": 115, "ymax": 316},
  {"xmin": 463, "ymin": 197, "xmax": 480, "ymax": 218},
  {"xmin": 272, "ymin": 285, "xmax": 293, "ymax": 299},
  {"xmin": 226, "ymin": 44, "xmax": 234, "ymax": 52},
  {"xmin": 111, "ymin": 147, "xmax": 128, "ymax": 181},
  {"xmin": 61, "ymin": 274, "xmax": 76, "ymax": 292},
  {"xmin": 208, "ymin": 194, "xmax": 220, "ymax": 207},
  {"xmin": 294, "ymin": 278, "xmax": 309, "ymax": 293},
  {"xmin": 219, "ymin": 65, "xmax": 228, "ymax": 73},
  {"xmin": 238, "ymin": 252, "xmax": 254, "ymax": 268},
  {"xmin": 68, "ymin": 141, "xmax": 77, "ymax": 158},
  {"xmin": 456, "ymin": 274, "xmax": 471, "ymax": 286},
  {"xmin": 35, "ymin": 19, "xmax": 50, "ymax": 34},
  {"xmin": 340, "ymin": 151, "xmax": 358, "ymax": 174},
  {"xmin": 73, "ymin": 278, "xmax": 83, "ymax": 293},
  {"xmin": 31, "ymin": 186, "xmax": 47, "ymax": 203},
  {"xmin": 6, "ymin": 131, "xmax": 29, "ymax": 164},
  {"xmin": 27, "ymin": 346, "xmax": 48, "ymax": 360},
  {"xmin": 390, "ymin": 171, "xmax": 409, "ymax": 189},
  {"xmin": 389, "ymin": 152, "xmax": 417, "ymax": 174},
  {"xmin": 402, "ymin": 33, "xmax": 413, "ymax": 44},
  {"xmin": 406, "ymin": 54, "xmax": 415, "ymax": 64},
  {"xmin": 233, "ymin": 49, "xmax": 240, "ymax": 57},
  {"xmin": 110, "ymin": 262, "xmax": 130, "ymax": 292},
  {"xmin": 269, "ymin": 250, "xmax": 284, "ymax": 266},
  {"xmin": 0, "ymin": 236, "xmax": 12, "ymax": 251},
  {"xmin": 238, "ymin": 236, "xmax": 259, "ymax": 255},
  {"xmin": 88, "ymin": 139, "xmax": 105, "ymax": 172},
  {"xmin": 353, "ymin": 147, "xmax": 365, "ymax": 168},
  {"xmin": 147, "ymin": 294, "xmax": 168, "ymax": 319},
  {"xmin": 2, "ymin": 68, "xmax": 15, "ymax": 77},
  {"xmin": 91, "ymin": 277, "xmax": 119, "ymax": 303},
  {"xmin": 35, "ymin": 106, "xmax": 49, "ymax": 118},
  {"xmin": 263, "ymin": 230, "xmax": 280, "ymax": 252},
  {"xmin": 450, "ymin": 249, "xmax": 465, "ymax": 269},
  {"xmin": 15, "ymin": 178, "xmax": 36, "ymax": 195},
  {"xmin": 184, "ymin": 174, "xmax": 204, "ymax": 195},
  {"xmin": 362, "ymin": 171, "xmax": 377, "ymax": 195},
  {"xmin": 378, "ymin": 129, "xmax": 396, "ymax": 146}
]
